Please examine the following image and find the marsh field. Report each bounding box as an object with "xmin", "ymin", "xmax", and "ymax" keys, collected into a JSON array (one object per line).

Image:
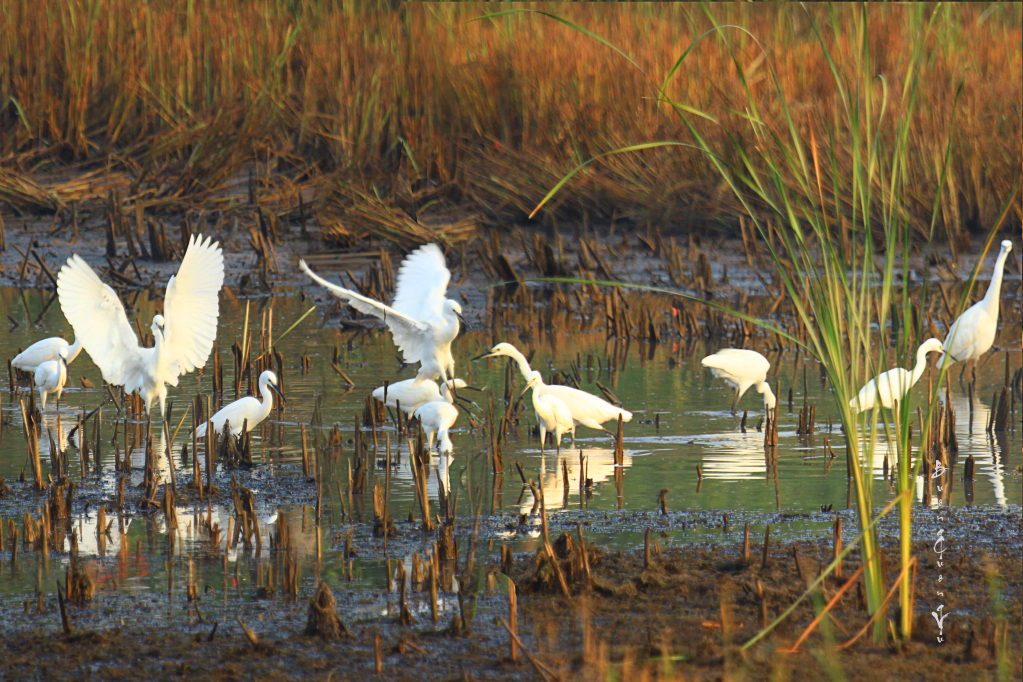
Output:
[{"xmin": 0, "ymin": 3, "xmax": 1021, "ymax": 680}]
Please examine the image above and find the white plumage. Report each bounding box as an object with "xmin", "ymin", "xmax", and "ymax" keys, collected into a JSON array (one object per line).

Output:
[
  {"xmin": 414, "ymin": 400, "xmax": 459, "ymax": 454},
  {"xmin": 300, "ymin": 244, "xmax": 464, "ymax": 387},
  {"xmin": 940, "ymin": 240, "xmax": 1013, "ymax": 382},
  {"xmin": 57, "ymin": 234, "xmax": 224, "ymax": 416},
  {"xmin": 372, "ymin": 378, "xmax": 467, "ymax": 416},
  {"xmin": 850, "ymin": 338, "xmax": 944, "ymax": 412},
  {"xmin": 196, "ymin": 370, "xmax": 282, "ymax": 437},
  {"xmin": 475, "ymin": 343, "xmax": 632, "ymax": 436},
  {"xmin": 701, "ymin": 348, "xmax": 776, "ymax": 413},
  {"xmin": 521, "ymin": 371, "xmax": 575, "ymax": 451},
  {"xmin": 34, "ymin": 346, "xmax": 68, "ymax": 410},
  {"xmin": 13, "ymin": 336, "xmax": 83, "ymax": 373}
]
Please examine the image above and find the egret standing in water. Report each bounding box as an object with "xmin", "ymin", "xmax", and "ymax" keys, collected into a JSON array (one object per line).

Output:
[
  {"xmin": 850, "ymin": 338, "xmax": 944, "ymax": 412},
  {"xmin": 473, "ymin": 343, "xmax": 632, "ymax": 439},
  {"xmin": 700, "ymin": 348, "xmax": 777, "ymax": 414},
  {"xmin": 195, "ymin": 370, "xmax": 283, "ymax": 437},
  {"xmin": 34, "ymin": 346, "xmax": 68, "ymax": 410},
  {"xmin": 521, "ymin": 371, "xmax": 574, "ymax": 452},
  {"xmin": 940, "ymin": 240, "xmax": 1014, "ymax": 384},
  {"xmin": 13, "ymin": 335, "xmax": 83, "ymax": 373},
  {"xmin": 372, "ymin": 378, "xmax": 468, "ymax": 416},
  {"xmin": 300, "ymin": 244, "xmax": 466, "ymax": 390},
  {"xmin": 56, "ymin": 234, "xmax": 224, "ymax": 417},
  {"xmin": 415, "ymin": 398, "xmax": 459, "ymax": 454}
]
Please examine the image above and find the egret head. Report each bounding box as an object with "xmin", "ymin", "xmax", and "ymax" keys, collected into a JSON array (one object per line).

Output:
[
  {"xmin": 58, "ymin": 345, "xmax": 69, "ymax": 368},
  {"xmin": 151, "ymin": 314, "xmax": 166, "ymax": 337},
  {"xmin": 260, "ymin": 370, "xmax": 284, "ymax": 401},
  {"xmin": 919, "ymin": 338, "xmax": 944, "ymax": 356},
  {"xmin": 1000, "ymin": 239, "xmax": 1013, "ymax": 253},
  {"xmin": 473, "ymin": 342, "xmax": 515, "ymax": 361},
  {"xmin": 445, "ymin": 299, "xmax": 467, "ymax": 329},
  {"xmin": 518, "ymin": 370, "xmax": 543, "ymax": 398}
]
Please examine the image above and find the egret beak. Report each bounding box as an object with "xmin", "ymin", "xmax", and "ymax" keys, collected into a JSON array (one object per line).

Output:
[
  {"xmin": 471, "ymin": 350, "xmax": 498, "ymax": 361},
  {"xmin": 460, "ymin": 385, "xmax": 485, "ymax": 392},
  {"xmin": 269, "ymin": 382, "xmax": 286, "ymax": 405},
  {"xmin": 518, "ymin": 382, "xmax": 534, "ymax": 400},
  {"xmin": 454, "ymin": 311, "xmax": 468, "ymax": 330}
]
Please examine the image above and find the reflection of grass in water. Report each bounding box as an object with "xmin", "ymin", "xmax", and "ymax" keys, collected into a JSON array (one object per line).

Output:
[{"xmin": 487, "ymin": 3, "xmax": 1019, "ymax": 646}]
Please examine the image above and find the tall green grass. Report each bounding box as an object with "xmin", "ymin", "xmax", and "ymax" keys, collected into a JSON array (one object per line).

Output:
[{"xmin": 487, "ymin": 3, "xmax": 1019, "ymax": 646}]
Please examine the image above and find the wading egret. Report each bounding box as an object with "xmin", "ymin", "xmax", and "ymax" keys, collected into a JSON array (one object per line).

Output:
[
  {"xmin": 13, "ymin": 335, "xmax": 83, "ymax": 373},
  {"xmin": 34, "ymin": 346, "xmax": 68, "ymax": 410},
  {"xmin": 414, "ymin": 399, "xmax": 459, "ymax": 454},
  {"xmin": 473, "ymin": 343, "xmax": 632, "ymax": 437},
  {"xmin": 195, "ymin": 370, "xmax": 283, "ymax": 437},
  {"xmin": 372, "ymin": 378, "xmax": 468, "ymax": 415},
  {"xmin": 300, "ymin": 244, "xmax": 465, "ymax": 388},
  {"xmin": 700, "ymin": 348, "xmax": 777, "ymax": 414},
  {"xmin": 940, "ymin": 240, "xmax": 1014, "ymax": 383},
  {"xmin": 850, "ymin": 338, "xmax": 944, "ymax": 412},
  {"xmin": 521, "ymin": 372, "xmax": 575, "ymax": 451},
  {"xmin": 57, "ymin": 234, "xmax": 224, "ymax": 417}
]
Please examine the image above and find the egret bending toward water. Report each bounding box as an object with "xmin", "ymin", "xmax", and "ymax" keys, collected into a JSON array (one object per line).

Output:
[
  {"xmin": 196, "ymin": 371, "xmax": 283, "ymax": 437},
  {"xmin": 701, "ymin": 348, "xmax": 777, "ymax": 414},
  {"xmin": 13, "ymin": 335, "xmax": 83, "ymax": 373},
  {"xmin": 850, "ymin": 338, "xmax": 944, "ymax": 412},
  {"xmin": 57, "ymin": 234, "xmax": 224, "ymax": 417},
  {"xmin": 474, "ymin": 343, "xmax": 632, "ymax": 437},
  {"xmin": 372, "ymin": 378, "xmax": 468, "ymax": 416},
  {"xmin": 415, "ymin": 399, "xmax": 459, "ymax": 454},
  {"xmin": 521, "ymin": 371, "xmax": 574, "ymax": 451},
  {"xmin": 300, "ymin": 244, "xmax": 465, "ymax": 388},
  {"xmin": 34, "ymin": 346, "xmax": 68, "ymax": 410},
  {"xmin": 940, "ymin": 240, "xmax": 1013, "ymax": 384}
]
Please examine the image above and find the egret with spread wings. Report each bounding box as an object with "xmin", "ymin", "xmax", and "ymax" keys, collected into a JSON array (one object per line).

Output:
[
  {"xmin": 57, "ymin": 234, "xmax": 224, "ymax": 417},
  {"xmin": 300, "ymin": 243, "xmax": 465, "ymax": 387}
]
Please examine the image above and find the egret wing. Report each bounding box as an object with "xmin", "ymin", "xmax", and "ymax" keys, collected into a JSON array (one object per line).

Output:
[
  {"xmin": 300, "ymin": 260, "xmax": 432, "ymax": 364},
  {"xmin": 163, "ymin": 235, "xmax": 225, "ymax": 383},
  {"xmin": 391, "ymin": 244, "xmax": 451, "ymax": 322},
  {"xmin": 57, "ymin": 254, "xmax": 146, "ymax": 391}
]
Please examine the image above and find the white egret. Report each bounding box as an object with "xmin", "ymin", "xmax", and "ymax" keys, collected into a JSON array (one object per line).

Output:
[
  {"xmin": 57, "ymin": 234, "xmax": 224, "ymax": 416},
  {"xmin": 34, "ymin": 346, "xmax": 68, "ymax": 410},
  {"xmin": 850, "ymin": 338, "xmax": 944, "ymax": 412},
  {"xmin": 473, "ymin": 343, "xmax": 632, "ymax": 437},
  {"xmin": 372, "ymin": 378, "xmax": 468, "ymax": 416},
  {"xmin": 414, "ymin": 399, "xmax": 459, "ymax": 454},
  {"xmin": 940, "ymin": 240, "xmax": 1013, "ymax": 383},
  {"xmin": 13, "ymin": 335, "xmax": 83, "ymax": 373},
  {"xmin": 700, "ymin": 348, "xmax": 777, "ymax": 414},
  {"xmin": 520, "ymin": 371, "xmax": 574, "ymax": 451},
  {"xmin": 195, "ymin": 370, "xmax": 283, "ymax": 437},
  {"xmin": 300, "ymin": 244, "xmax": 465, "ymax": 388}
]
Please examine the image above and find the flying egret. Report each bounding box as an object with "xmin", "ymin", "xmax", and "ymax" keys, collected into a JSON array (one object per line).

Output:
[
  {"xmin": 13, "ymin": 335, "xmax": 84, "ymax": 373},
  {"xmin": 195, "ymin": 370, "xmax": 283, "ymax": 437},
  {"xmin": 940, "ymin": 240, "xmax": 1014, "ymax": 384},
  {"xmin": 700, "ymin": 348, "xmax": 777, "ymax": 414},
  {"xmin": 520, "ymin": 371, "xmax": 575, "ymax": 451},
  {"xmin": 372, "ymin": 378, "xmax": 468, "ymax": 416},
  {"xmin": 414, "ymin": 398, "xmax": 459, "ymax": 454},
  {"xmin": 34, "ymin": 346, "xmax": 68, "ymax": 410},
  {"xmin": 300, "ymin": 244, "xmax": 466, "ymax": 389},
  {"xmin": 850, "ymin": 338, "xmax": 944, "ymax": 412},
  {"xmin": 473, "ymin": 343, "xmax": 632, "ymax": 437},
  {"xmin": 57, "ymin": 234, "xmax": 224, "ymax": 417}
]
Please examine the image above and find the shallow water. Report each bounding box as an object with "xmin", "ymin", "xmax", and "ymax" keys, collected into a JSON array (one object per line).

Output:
[{"xmin": 0, "ymin": 286, "xmax": 1019, "ymax": 608}]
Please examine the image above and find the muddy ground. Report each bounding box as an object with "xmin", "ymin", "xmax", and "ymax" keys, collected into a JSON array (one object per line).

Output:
[{"xmin": 0, "ymin": 513, "xmax": 1019, "ymax": 681}]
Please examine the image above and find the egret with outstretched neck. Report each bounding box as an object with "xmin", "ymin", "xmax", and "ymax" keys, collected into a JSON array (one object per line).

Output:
[
  {"xmin": 850, "ymin": 338, "xmax": 944, "ymax": 412},
  {"xmin": 521, "ymin": 371, "xmax": 574, "ymax": 451},
  {"xmin": 34, "ymin": 346, "xmax": 68, "ymax": 410},
  {"xmin": 300, "ymin": 244, "xmax": 466, "ymax": 390},
  {"xmin": 196, "ymin": 370, "xmax": 283, "ymax": 437},
  {"xmin": 473, "ymin": 343, "xmax": 631, "ymax": 438},
  {"xmin": 700, "ymin": 348, "xmax": 777, "ymax": 414},
  {"xmin": 940, "ymin": 240, "xmax": 1014, "ymax": 384},
  {"xmin": 57, "ymin": 234, "xmax": 224, "ymax": 417},
  {"xmin": 13, "ymin": 335, "xmax": 83, "ymax": 373}
]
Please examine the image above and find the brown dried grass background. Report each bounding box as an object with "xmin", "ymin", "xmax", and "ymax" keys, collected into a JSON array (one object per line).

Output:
[{"xmin": 0, "ymin": 2, "xmax": 1019, "ymax": 240}]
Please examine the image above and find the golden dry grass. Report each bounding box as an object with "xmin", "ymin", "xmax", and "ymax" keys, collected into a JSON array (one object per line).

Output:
[{"xmin": 0, "ymin": 2, "xmax": 1019, "ymax": 240}]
